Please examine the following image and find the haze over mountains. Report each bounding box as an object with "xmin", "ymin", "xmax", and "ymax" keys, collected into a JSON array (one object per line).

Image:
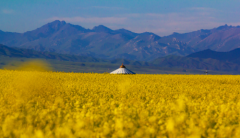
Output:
[{"xmin": 1, "ymin": 20, "xmax": 240, "ymax": 62}]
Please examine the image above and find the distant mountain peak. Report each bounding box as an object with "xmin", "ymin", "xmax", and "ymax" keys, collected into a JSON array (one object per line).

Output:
[
  {"xmin": 33, "ymin": 20, "xmax": 67, "ymax": 32},
  {"xmin": 115, "ymin": 28, "xmax": 135, "ymax": 33},
  {"xmin": 92, "ymin": 25, "xmax": 113, "ymax": 33},
  {"xmin": 23, "ymin": 20, "xmax": 68, "ymax": 38},
  {"xmin": 46, "ymin": 20, "xmax": 67, "ymax": 29},
  {"xmin": 138, "ymin": 32, "xmax": 161, "ymax": 40},
  {"xmin": 49, "ymin": 20, "xmax": 66, "ymax": 25},
  {"xmin": 216, "ymin": 24, "xmax": 232, "ymax": 30},
  {"xmin": 140, "ymin": 32, "xmax": 159, "ymax": 36},
  {"xmin": 93, "ymin": 25, "xmax": 108, "ymax": 28}
]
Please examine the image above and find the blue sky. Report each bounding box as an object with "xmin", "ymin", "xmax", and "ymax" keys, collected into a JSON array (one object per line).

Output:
[{"xmin": 1, "ymin": 0, "xmax": 240, "ymax": 36}]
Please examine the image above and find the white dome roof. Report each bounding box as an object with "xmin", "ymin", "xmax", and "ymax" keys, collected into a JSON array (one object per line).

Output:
[
  {"xmin": 110, "ymin": 68, "xmax": 135, "ymax": 74},
  {"xmin": 110, "ymin": 64, "xmax": 135, "ymax": 74}
]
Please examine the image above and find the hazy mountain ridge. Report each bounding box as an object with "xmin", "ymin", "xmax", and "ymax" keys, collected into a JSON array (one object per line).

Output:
[
  {"xmin": 0, "ymin": 20, "xmax": 193, "ymax": 61},
  {"xmin": 1, "ymin": 21, "xmax": 240, "ymax": 61},
  {"xmin": 161, "ymin": 24, "xmax": 240, "ymax": 52}
]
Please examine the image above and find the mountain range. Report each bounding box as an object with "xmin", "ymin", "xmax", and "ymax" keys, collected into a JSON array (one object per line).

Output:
[
  {"xmin": 163, "ymin": 24, "xmax": 240, "ymax": 52},
  {"xmin": 1, "ymin": 20, "xmax": 240, "ymax": 61}
]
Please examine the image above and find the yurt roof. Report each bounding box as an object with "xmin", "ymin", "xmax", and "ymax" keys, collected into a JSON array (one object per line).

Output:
[{"xmin": 110, "ymin": 64, "xmax": 135, "ymax": 74}]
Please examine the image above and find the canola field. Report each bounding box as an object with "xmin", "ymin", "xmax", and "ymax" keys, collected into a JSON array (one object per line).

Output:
[{"xmin": 1, "ymin": 69, "xmax": 240, "ymax": 138}]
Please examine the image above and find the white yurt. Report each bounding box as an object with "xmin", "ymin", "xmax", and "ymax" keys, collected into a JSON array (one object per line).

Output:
[{"xmin": 110, "ymin": 64, "xmax": 136, "ymax": 74}]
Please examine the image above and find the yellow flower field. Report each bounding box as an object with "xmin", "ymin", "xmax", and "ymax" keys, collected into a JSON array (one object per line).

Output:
[{"xmin": 1, "ymin": 69, "xmax": 240, "ymax": 138}]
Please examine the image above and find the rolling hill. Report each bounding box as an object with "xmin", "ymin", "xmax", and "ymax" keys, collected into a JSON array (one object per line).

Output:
[
  {"xmin": 187, "ymin": 48, "xmax": 240, "ymax": 61},
  {"xmin": 151, "ymin": 55, "xmax": 240, "ymax": 72},
  {"xmin": 0, "ymin": 44, "xmax": 102, "ymax": 62}
]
